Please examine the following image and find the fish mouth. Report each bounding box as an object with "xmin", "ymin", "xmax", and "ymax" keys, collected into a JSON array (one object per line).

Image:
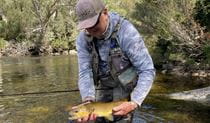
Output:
[
  {"xmin": 68, "ymin": 110, "xmax": 80, "ymax": 120},
  {"xmin": 68, "ymin": 113, "xmax": 77, "ymax": 120},
  {"xmin": 68, "ymin": 116, "xmax": 76, "ymax": 120},
  {"xmin": 68, "ymin": 112, "xmax": 75, "ymax": 117}
]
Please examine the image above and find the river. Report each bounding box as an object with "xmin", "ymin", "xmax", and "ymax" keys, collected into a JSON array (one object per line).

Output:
[{"xmin": 0, "ymin": 55, "xmax": 209, "ymax": 123}]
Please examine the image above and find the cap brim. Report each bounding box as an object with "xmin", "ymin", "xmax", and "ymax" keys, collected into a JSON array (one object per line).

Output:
[{"xmin": 77, "ymin": 14, "xmax": 100, "ymax": 30}]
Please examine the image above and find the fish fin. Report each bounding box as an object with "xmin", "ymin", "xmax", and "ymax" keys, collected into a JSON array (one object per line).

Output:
[
  {"xmin": 105, "ymin": 115, "xmax": 114, "ymax": 121},
  {"xmin": 119, "ymin": 98, "xmax": 128, "ymax": 101}
]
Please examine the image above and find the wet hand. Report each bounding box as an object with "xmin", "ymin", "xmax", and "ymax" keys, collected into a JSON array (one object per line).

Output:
[
  {"xmin": 112, "ymin": 101, "xmax": 138, "ymax": 116},
  {"xmin": 76, "ymin": 113, "xmax": 97, "ymax": 123},
  {"xmin": 71, "ymin": 101, "xmax": 97, "ymax": 123}
]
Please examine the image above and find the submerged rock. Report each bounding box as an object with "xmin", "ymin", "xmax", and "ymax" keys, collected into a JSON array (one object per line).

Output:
[{"xmin": 167, "ymin": 86, "xmax": 210, "ymax": 106}]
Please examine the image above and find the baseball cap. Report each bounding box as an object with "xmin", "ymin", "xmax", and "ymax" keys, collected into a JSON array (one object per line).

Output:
[{"xmin": 76, "ymin": 0, "xmax": 105, "ymax": 30}]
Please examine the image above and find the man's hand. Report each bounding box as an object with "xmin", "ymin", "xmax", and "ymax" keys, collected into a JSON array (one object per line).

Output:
[
  {"xmin": 76, "ymin": 113, "xmax": 97, "ymax": 123},
  {"xmin": 112, "ymin": 101, "xmax": 138, "ymax": 116}
]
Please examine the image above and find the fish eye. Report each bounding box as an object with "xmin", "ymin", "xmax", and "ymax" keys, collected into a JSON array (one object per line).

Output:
[{"xmin": 74, "ymin": 110, "xmax": 78, "ymax": 113}]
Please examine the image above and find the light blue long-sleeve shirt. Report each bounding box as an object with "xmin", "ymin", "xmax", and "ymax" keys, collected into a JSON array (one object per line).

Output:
[{"xmin": 76, "ymin": 12, "xmax": 155, "ymax": 106}]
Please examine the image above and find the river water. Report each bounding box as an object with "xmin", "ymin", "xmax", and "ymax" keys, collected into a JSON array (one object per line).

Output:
[{"xmin": 0, "ymin": 55, "xmax": 209, "ymax": 123}]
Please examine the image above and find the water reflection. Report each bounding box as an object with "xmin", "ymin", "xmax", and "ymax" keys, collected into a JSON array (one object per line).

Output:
[
  {"xmin": 0, "ymin": 59, "xmax": 6, "ymax": 121},
  {"xmin": 1, "ymin": 56, "xmax": 78, "ymax": 95},
  {"xmin": 0, "ymin": 59, "xmax": 3, "ymax": 93},
  {"xmin": 0, "ymin": 55, "xmax": 80, "ymax": 123}
]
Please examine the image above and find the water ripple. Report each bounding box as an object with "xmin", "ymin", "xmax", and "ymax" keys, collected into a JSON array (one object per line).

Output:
[
  {"xmin": 0, "ymin": 76, "xmax": 3, "ymax": 93},
  {"xmin": 0, "ymin": 61, "xmax": 2, "ymax": 93}
]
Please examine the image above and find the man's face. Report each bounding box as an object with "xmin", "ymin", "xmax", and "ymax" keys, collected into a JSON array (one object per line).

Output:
[{"xmin": 85, "ymin": 9, "xmax": 108, "ymax": 38}]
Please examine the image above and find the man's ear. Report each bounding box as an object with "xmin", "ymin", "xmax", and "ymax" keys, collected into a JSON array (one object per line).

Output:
[{"xmin": 103, "ymin": 8, "xmax": 108, "ymax": 15}]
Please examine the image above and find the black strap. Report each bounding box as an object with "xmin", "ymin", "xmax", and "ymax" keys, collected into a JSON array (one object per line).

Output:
[
  {"xmin": 108, "ymin": 18, "xmax": 124, "ymax": 82},
  {"xmin": 91, "ymin": 38, "xmax": 100, "ymax": 86},
  {"xmin": 93, "ymin": 38, "xmax": 103, "ymax": 61},
  {"xmin": 91, "ymin": 18, "xmax": 123, "ymax": 86}
]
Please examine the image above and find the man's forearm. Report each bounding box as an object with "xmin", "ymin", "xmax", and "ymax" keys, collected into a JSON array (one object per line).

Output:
[
  {"xmin": 131, "ymin": 69, "xmax": 155, "ymax": 106},
  {"xmin": 78, "ymin": 70, "xmax": 96, "ymax": 101}
]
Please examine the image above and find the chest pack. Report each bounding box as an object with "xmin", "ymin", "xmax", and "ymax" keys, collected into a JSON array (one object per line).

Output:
[{"xmin": 87, "ymin": 18, "xmax": 137, "ymax": 90}]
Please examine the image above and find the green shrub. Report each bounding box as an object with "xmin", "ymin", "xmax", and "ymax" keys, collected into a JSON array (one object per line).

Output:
[
  {"xmin": 50, "ymin": 38, "xmax": 69, "ymax": 49},
  {"xmin": 194, "ymin": 0, "xmax": 210, "ymax": 31},
  {"xmin": 203, "ymin": 45, "xmax": 210, "ymax": 64},
  {"xmin": 169, "ymin": 53, "xmax": 185, "ymax": 62},
  {"xmin": 185, "ymin": 59, "xmax": 196, "ymax": 68},
  {"xmin": 0, "ymin": 38, "xmax": 6, "ymax": 49}
]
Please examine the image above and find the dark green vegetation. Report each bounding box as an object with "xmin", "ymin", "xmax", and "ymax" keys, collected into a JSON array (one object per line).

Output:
[
  {"xmin": 131, "ymin": 0, "xmax": 210, "ymax": 71},
  {"xmin": 0, "ymin": 0, "xmax": 78, "ymax": 55},
  {"xmin": 0, "ymin": 0, "xmax": 210, "ymax": 71}
]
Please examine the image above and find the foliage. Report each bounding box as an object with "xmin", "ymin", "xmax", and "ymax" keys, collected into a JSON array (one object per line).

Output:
[
  {"xmin": 50, "ymin": 38, "xmax": 68, "ymax": 49},
  {"xmin": 0, "ymin": 21, "xmax": 7, "ymax": 38},
  {"xmin": 151, "ymin": 37, "xmax": 171, "ymax": 65},
  {"xmin": 105, "ymin": 0, "xmax": 137, "ymax": 17},
  {"xmin": 0, "ymin": 0, "xmax": 78, "ymax": 50},
  {"xmin": 203, "ymin": 45, "xmax": 210, "ymax": 64},
  {"xmin": 0, "ymin": 38, "xmax": 6, "ymax": 49},
  {"xmin": 194, "ymin": 0, "xmax": 210, "ymax": 31},
  {"xmin": 132, "ymin": 0, "xmax": 209, "ymax": 67},
  {"xmin": 0, "ymin": 1, "xmax": 25, "ymax": 41}
]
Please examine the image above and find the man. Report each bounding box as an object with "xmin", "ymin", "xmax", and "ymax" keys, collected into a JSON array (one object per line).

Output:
[{"xmin": 74, "ymin": 0, "xmax": 155, "ymax": 122}]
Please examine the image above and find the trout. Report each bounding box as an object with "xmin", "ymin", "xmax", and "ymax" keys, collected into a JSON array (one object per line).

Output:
[{"xmin": 67, "ymin": 100, "xmax": 128, "ymax": 121}]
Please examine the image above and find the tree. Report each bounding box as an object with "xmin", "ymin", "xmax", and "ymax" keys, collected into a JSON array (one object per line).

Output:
[
  {"xmin": 194, "ymin": 0, "xmax": 210, "ymax": 31},
  {"xmin": 31, "ymin": 0, "xmax": 61, "ymax": 53},
  {"xmin": 133, "ymin": 0, "xmax": 207, "ymax": 64}
]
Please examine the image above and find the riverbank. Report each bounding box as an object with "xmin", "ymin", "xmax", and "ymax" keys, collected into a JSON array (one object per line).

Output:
[
  {"xmin": 0, "ymin": 41, "xmax": 77, "ymax": 57},
  {"xmin": 1, "ymin": 41, "xmax": 210, "ymax": 79},
  {"xmin": 160, "ymin": 65, "xmax": 210, "ymax": 79}
]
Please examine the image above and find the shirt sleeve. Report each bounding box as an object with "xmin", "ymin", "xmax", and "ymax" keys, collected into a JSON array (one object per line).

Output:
[
  {"xmin": 119, "ymin": 20, "xmax": 156, "ymax": 106},
  {"xmin": 76, "ymin": 32, "xmax": 95, "ymax": 101}
]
